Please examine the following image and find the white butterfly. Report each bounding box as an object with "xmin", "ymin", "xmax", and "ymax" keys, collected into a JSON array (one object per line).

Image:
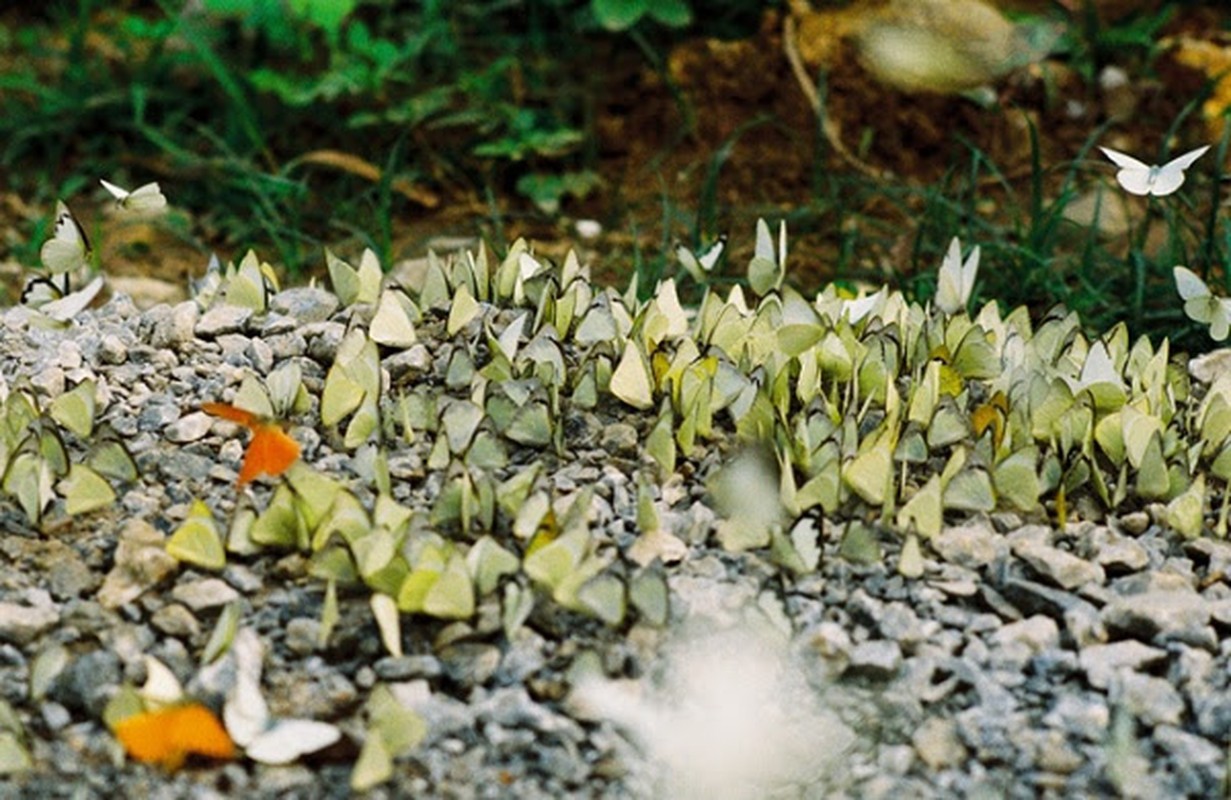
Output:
[
  {"xmin": 99, "ymin": 179, "xmax": 167, "ymax": 212},
  {"xmin": 40, "ymin": 201, "xmax": 91, "ymax": 275},
  {"xmin": 1175, "ymin": 265, "xmax": 1231, "ymax": 341},
  {"xmin": 934, "ymin": 236, "xmax": 980, "ymax": 316},
  {"xmin": 1099, "ymin": 145, "xmax": 1210, "ymax": 196},
  {"xmin": 19, "ymin": 274, "xmax": 104, "ymax": 323},
  {"xmin": 675, "ymin": 236, "xmax": 726, "ymax": 284}
]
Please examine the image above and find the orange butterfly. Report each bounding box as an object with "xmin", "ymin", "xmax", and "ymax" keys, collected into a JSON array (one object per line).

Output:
[
  {"xmin": 114, "ymin": 702, "xmax": 236, "ymax": 770},
  {"xmin": 202, "ymin": 402, "xmax": 300, "ymax": 485}
]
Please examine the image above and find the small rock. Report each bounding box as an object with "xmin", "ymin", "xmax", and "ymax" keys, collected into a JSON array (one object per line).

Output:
[
  {"xmin": 440, "ymin": 643, "xmax": 502, "ymax": 687},
  {"xmin": 270, "ymin": 287, "xmax": 339, "ymax": 324},
  {"xmin": 170, "ymin": 578, "xmax": 239, "ymax": 611},
  {"xmin": 1014, "ymin": 541, "xmax": 1105, "ymax": 590},
  {"xmin": 991, "ymin": 615, "xmax": 1059, "ymax": 654},
  {"xmin": 284, "ymin": 618, "xmax": 320, "ymax": 656},
  {"xmin": 150, "ymin": 301, "xmax": 199, "ymax": 349},
  {"xmin": 46, "ymin": 553, "xmax": 100, "ymax": 600},
  {"xmin": 97, "ymin": 520, "xmax": 179, "ymax": 610},
  {"xmin": 40, "ymin": 702, "xmax": 71, "ymax": 732},
  {"xmin": 0, "ymin": 601, "xmax": 59, "ymax": 645},
  {"xmin": 163, "ymin": 411, "xmax": 215, "ymax": 443},
  {"xmin": 1102, "ymin": 590, "xmax": 1210, "ymax": 639},
  {"xmin": 195, "ymin": 305, "xmax": 252, "ymax": 337},
  {"xmin": 932, "ymin": 521, "xmax": 1007, "ymax": 568},
  {"xmin": 599, "ymin": 423, "xmax": 639, "ymax": 456},
  {"xmin": 374, "ymin": 655, "xmax": 443, "ymax": 681},
  {"xmin": 1043, "ymin": 692, "xmax": 1109, "ymax": 742},
  {"xmin": 51, "ymin": 649, "xmax": 121, "ymax": 716},
  {"xmin": 846, "ymin": 640, "xmax": 902, "ymax": 680},
  {"xmin": 1032, "ymin": 729, "xmax": 1082, "ymax": 774},
  {"xmin": 1114, "ymin": 672, "xmax": 1184, "ymax": 727},
  {"xmin": 1079, "ymin": 640, "xmax": 1168, "ymax": 690},
  {"xmin": 912, "ymin": 717, "xmax": 966, "ymax": 769},
  {"xmin": 150, "ymin": 603, "xmax": 201, "ymax": 639}
]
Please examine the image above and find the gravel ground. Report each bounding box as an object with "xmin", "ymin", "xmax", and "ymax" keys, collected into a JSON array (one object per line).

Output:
[{"xmin": 0, "ymin": 286, "xmax": 1228, "ymax": 799}]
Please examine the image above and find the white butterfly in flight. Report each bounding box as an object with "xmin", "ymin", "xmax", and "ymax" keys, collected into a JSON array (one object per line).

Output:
[
  {"xmin": 1174, "ymin": 265, "xmax": 1231, "ymax": 342},
  {"xmin": 1099, "ymin": 144, "xmax": 1210, "ymax": 196},
  {"xmin": 100, "ymin": 178, "xmax": 168, "ymax": 212}
]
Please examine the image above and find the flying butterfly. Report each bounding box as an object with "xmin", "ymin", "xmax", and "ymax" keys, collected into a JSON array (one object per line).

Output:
[
  {"xmin": 1099, "ymin": 145, "xmax": 1210, "ymax": 197},
  {"xmin": 1175, "ymin": 265, "xmax": 1231, "ymax": 341},
  {"xmin": 202, "ymin": 402, "xmax": 301, "ymax": 485},
  {"xmin": 100, "ymin": 179, "xmax": 168, "ymax": 212},
  {"xmin": 114, "ymin": 702, "xmax": 236, "ymax": 770},
  {"xmin": 40, "ymin": 201, "xmax": 91, "ymax": 275}
]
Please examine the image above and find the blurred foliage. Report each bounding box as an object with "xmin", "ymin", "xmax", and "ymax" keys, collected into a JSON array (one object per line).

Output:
[{"xmin": 0, "ymin": 0, "xmax": 768, "ymax": 270}]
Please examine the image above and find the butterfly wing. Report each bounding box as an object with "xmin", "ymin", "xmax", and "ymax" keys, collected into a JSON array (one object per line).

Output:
[
  {"xmin": 202, "ymin": 402, "xmax": 261, "ymax": 428},
  {"xmin": 238, "ymin": 424, "xmax": 300, "ymax": 484},
  {"xmin": 40, "ymin": 202, "xmax": 90, "ymax": 274},
  {"xmin": 1174, "ymin": 266, "xmax": 1211, "ymax": 302},
  {"xmin": 935, "ymin": 237, "xmax": 965, "ymax": 315},
  {"xmin": 168, "ymin": 704, "xmax": 235, "ymax": 762},
  {"xmin": 40, "ymin": 275, "xmax": 104, "ymax": 321},
  {"xmin": 99, "ymin": 179, "xmax": 131, "ymax": 203},
  {"xmin": 20, "ymin": 275, "xmax": 67, "ymax": 308},
  {"xmin": 1165, "ymin": 145, "xmax": 1211, "ymax": 172},
  {"xmin": 126, "ymin": 182, "xmax": 168, "ymax": 212},
  {"xmin": 1099, "ymin": 147, "xmax": 1153, "ymax": 195},
  {"xmin": 1212, "ymin": 300, "xmax": 1231, "ymax": 342},
  {"xmin": 1150, "ymin": 146, "xmax": 1209, "ymax": 196}
]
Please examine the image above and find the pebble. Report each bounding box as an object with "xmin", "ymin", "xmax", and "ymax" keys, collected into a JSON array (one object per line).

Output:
[
  {"xmin": 195, "ymin": 305, "xmax": 252, "ymax": 337},
  {"xmin": 0, "ymin": 601, "xmax": 59, "ymax": 645},
  {"xmin": 1101, "ymin": 589, "xmax": 1211, "ymax": 639},
  {"xmin": 163, "ymin": 411, "xmax": 215, "ymax": 443},
  {"xmin": 846, "ymin": 640, "xmax": 902, "ymax": 680},
  {"xmin": 1079, "ymin": 640, "xmax": 1168, "ymax": 690},
  {"xmin": 912, "ymin": 717, "xmax": 966, "ymax": 769},
  {"xmin": 1013, "ymin": 540, "xmax": 1105, "ymax": 590},
  {"xmin": 170, "ymin": 578, "xmax": 240, "ymax": 611},
  {"xmin": 271, "ymin": 287, "xmax": 339, "ymax": 323}
]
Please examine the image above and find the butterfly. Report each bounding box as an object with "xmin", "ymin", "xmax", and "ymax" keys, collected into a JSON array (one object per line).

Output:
[
  {"xmin": 20, "ymin": 274, "xmax": 105, "ymax": 323},
  {"xmin": 934, "ymin": 236, "xmax": 980, "ymax": 316},
  {"xmin": 1174, "ymin": 265, "xmax": 1231, "ymax": 341},
  {"xmin": 114, "ymin": 702, "xmax": 236, "ymax": 770},
  {"xmin": 675, "ymin": 236, "xmax": 727, "ymax": 284},
  {"xmin": 100, "ymin": 178, "xmax": 168, "ymax": 212},
  {"xmin": 202, "ymin": 402, "xmax": 301, "ymax": 485},
  {"xmin": 1099, "ymin": 145, "xmax": 1210, "ymax": 196},
  {"xmin": 40, "ymin": 201, "xmax": 91, "ymax": 274}
]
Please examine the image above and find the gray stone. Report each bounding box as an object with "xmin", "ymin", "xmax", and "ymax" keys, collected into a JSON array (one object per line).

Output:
[
  {"xmin": 149, "ymin": 301, "xmax": 199, "ymax": 349},
  {"xmin": 1014, "ymin": 541, "xmax": 1105, "ymax": 590},
  {"xmin": 150, "ymin": 603, "xmax": 201, "ymax": 639},
  {"xmin": 990, "ymin": 615, "xmax": 1059, "ymax": 655},
  {"xmin": 284, "ymin": 617, "xmax": 320, "ymax": 656},
  {"xmin": 1043, "ymin": 693, "xmax": 1110, "ymax": 742},
  {"xmin": 932, "ymin": 521, "xmax": 1007, "ymax": 568},
  {"xmin": 1079, "ymin": 640, "xmax": 1168, "ymax": 689},
  {"xmin": 1153, "ymin": 725, "xmax": 1224, "ymax": 792},
  {"xmin": 195, "ymin": 305, "xmax": 252, "ymax": 337},
  {"xmin": 51, "ymin": 649, "xmax": 121, "ymax": 716},
  {"xmin": 440, "ymin": 643, "xmax": 502, "ymax": 687},
  {"xmin": 270, "ymin": 287, "xmax": 339, "ymax": 324},
  {"xmin": 1088, "ymin": 527, "xmax": 1150, "ymax": 573},
  {"xmin": 97, "ymin": 520, "xmax": 179, "ymax": 609},
  {"xmin": 0, "ymin": 601, "xmax": 59, "ymax": 645},
  {"xmin": 846, "ymin": 640, "xmax": 903, "ymax": 680},
  {"xmin": 374, "ymin": 655, "xmax": 443, "ymax": 681},
  {"xmin": 1102, "ymin": 590, "xmax": 1210, "ymax": 638},
  {"xmin": 599, "ymin": 422, "xmax": 639, "ymax": 456},
  {"xmin": 163, "ymin": 411, "xmax": 215, "ymax": 443},
  {"xmin": 170, "ymin": 578, "xmax": 239, "ymax": 611},
  {"xmin": 40, "ymin": 702, "xmax": 71, "ymax": 732},
  {"xmin": 1114, "ymin": 672, "xmax": 1184, "ymax": 726},
  {"xmin": 99, "ymin": 333, "xmax": 128, "ymax": 364}
]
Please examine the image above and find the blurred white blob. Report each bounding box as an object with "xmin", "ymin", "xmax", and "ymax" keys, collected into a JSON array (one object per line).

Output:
[{"xmin": 572, "ymin": 621, "xmax": 853, "ymax": 799}]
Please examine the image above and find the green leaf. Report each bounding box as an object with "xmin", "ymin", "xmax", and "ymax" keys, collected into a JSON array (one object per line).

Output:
[{"xmin": 592, "ymin": 0, "xmax": 647, "ymax": 30}]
